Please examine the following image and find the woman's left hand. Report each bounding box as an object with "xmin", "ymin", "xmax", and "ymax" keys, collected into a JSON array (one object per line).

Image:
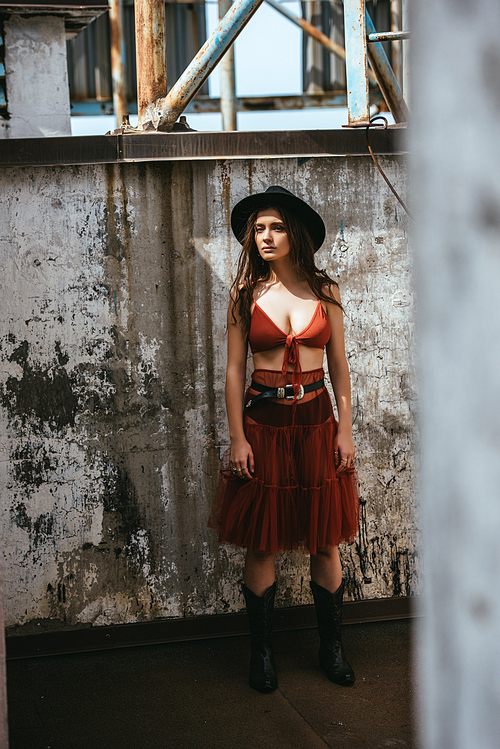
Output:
[{"xmin": 335, "ymin": 429, "xmax": 356, "ymax": 473}]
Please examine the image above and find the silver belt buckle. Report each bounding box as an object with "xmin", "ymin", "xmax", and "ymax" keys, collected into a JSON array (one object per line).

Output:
[
  {"xmin": 285, "ymin": 384, "xmax": 304, "ymax": 400},
  {"xmin": 277, "ymin": 387, "xmax": 285, "ymax": 399}
]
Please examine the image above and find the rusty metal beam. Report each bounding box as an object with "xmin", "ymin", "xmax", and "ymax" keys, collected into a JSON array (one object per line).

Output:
[
  {"xmin": 109, "ymin": 0, "xmax": 127, "ymax": 128},
  {"xmin": 218, "ymin": 0, "xmax": 237, "ymax": 130},
  {"xmin": 402, "ymin": 0, "xmax": 409, "ymax": 106},
  {"xmin": 365, "ymin": 10, "xmax": 409, "ymax": 123},
  {"xmin": 69, "ymin": 90, "xmax": 386, "ymax": 116},
  {"xmin": 153, "ymin": 0, "xmax": 265, "ymax": 131},
  {"xmin": 390, "ymin": 0, "xmax": 402, "ymax": 89},
  {"xmin": 0, "ymin": 129, "xmax": 408, "ymax": 169},
  {"xmin": 134, "ymin": 0, "xmax": 167, "ymax": 127}
]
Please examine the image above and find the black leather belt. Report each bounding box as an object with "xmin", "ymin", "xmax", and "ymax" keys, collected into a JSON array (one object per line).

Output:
[{"xmin": 246, "ymin": 378, "xmax": 325, "ymax": 409}]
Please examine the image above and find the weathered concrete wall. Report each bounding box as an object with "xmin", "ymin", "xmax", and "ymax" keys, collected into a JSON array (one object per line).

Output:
[
  {"xmin": 0, "ymin": 15, "xmax": 71, "ymax": 139},
  {"xmin": 0, "ymin": 155, "xmax": 418, "ymax": 632}
]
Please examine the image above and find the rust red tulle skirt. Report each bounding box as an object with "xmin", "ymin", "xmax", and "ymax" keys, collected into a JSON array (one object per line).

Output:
[{"xmin": 208, "ymin": 368, "xmax": 359, "ymax": 555}]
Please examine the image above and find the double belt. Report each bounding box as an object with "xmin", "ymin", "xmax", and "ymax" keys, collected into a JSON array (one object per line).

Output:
[{"xmin": 246, "ymin": 378, "xmax": 325, "ymax": 409}]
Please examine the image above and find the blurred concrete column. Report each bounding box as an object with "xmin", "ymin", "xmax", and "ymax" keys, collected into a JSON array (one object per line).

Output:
[
  {"xmin": 411, "ymin": 2, "xmax": 500, "ymax": 748},
  {"xmin": 218, "ymin": 0, "xmax": 237, "ymax": 130},
  {"xmin": 401, "ymin": 0, "xmax": 409, "ymax": 105}
]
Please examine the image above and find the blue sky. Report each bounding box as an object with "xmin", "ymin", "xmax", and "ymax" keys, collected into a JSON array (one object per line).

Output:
[{"xmin": 71, "ymin": 1, "xmax": 392, "ymax": 135}]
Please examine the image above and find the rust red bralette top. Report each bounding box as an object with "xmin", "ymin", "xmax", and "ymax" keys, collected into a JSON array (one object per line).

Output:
[{"xmin": 249, "ymin": 300, "xmax": 331, "ymax": 395}]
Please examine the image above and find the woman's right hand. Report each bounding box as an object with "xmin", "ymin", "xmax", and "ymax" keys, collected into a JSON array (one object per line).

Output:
[{"xmin": 230, "ymin": 438, "xmax": 255, "ymax": 480}]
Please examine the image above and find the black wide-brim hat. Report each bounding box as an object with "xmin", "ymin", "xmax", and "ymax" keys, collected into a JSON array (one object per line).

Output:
[{"xmin": 231, "ymin": 186, "xmax": 326, "ymax": 252}]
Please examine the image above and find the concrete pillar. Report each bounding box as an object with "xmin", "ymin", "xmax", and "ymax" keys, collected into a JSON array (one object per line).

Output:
[
  {"xmin": 0, "ymin": 15, "xmax": 71, "ymax": 139},
  {"xmin": 411, "ymin": 2, "xmax": 500, "ymax": 748}
]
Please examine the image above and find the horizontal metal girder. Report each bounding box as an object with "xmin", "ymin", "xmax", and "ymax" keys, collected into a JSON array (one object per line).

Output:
[
  {"xmin": 0, "ymin": 129, "xmax": 408, "ymax": 169},
  {"xmin": 368, "ymin": 30, "xmax": 409, "ymax": 42},
  {"xmin": 69, "ymin": 91, "xmax": 384, "ymax": 117}
]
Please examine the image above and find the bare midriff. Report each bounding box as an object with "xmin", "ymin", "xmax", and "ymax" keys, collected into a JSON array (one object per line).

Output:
[{"xmin": 252, "ymin": 344, "xmax": 325, "ymax": 373}]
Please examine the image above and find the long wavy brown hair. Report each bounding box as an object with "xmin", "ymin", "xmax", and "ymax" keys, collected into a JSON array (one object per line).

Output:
[{"xmin": 230, "ymin": 203, "xmax": 342, "ymax": 336}]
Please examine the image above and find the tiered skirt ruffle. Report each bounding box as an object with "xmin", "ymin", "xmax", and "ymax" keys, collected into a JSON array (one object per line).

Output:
[{"xmin": 208, "ymin": 369, "xmax": 359, "ymax": 554}]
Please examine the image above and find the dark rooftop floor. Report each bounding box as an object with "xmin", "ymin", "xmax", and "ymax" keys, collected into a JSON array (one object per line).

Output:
[{"xmin": 6, "ymin": 619, "xmax": 417, "ymax": 749}]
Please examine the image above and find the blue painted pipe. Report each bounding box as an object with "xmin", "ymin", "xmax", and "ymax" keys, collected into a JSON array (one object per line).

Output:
[
  {"xmin": 343, "ymin": 0, "xmax": 370, "ymax": 125},
  {"xmin": 368, "ymin": 31, "xmax": 410, "ymax": 43}
]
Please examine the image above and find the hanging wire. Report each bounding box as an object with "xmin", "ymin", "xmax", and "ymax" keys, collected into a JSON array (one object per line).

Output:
[{"xmin": 365, "ymin": 115, "xmax": 413, "ymax": 219}]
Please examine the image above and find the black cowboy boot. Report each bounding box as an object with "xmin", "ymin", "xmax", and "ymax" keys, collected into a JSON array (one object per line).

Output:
[
  {"xmin": 310, "ymin": 579, "xmax": 355, "ymax": 686},
  {"xmin": 242, "ymin": 583, "xmax": 278, "ymax": 693}
]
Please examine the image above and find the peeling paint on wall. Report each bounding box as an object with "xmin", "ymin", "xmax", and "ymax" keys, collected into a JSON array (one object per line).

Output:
[{"xmin": 0, "ymin": 156, "xmax": 418, "ymax": 633}]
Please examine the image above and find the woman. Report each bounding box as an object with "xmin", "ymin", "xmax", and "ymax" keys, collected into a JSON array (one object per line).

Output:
[{"xmin": 209, "ymin": 186, "xmax": 359, "ymax": 693}]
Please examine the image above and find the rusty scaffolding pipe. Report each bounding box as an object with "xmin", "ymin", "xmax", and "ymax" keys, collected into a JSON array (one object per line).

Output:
[
  {"xmin": 218, "ymin": 0, "xmax": 237, "ymax": 130},
  {"xmin": 390, "ymin": 0, "xmax": 402, "ymax": 89},
  {"xmin": 265, "ymin": 0, "xmax": 377, "ymax": 85},
  {"xmin": 402, "ymin": 0, "xmax": 410, "ymax": 106},
  {"xmin": 153, "ymin": 0, "xmax": 265, "ymax": 131},
  {"xmin": 109, "ymin": 0, "xmax": 127, "ymax": 128},
  {"xmin": 365, "ymin": 10, "xmax": 409, "ymax": 123},
  {"xmin": 135, "ymin": 0, "xmax": 167, "ymax": 127},
  {"xmin": 342, "ymin": 0, "xmax": 408, "ymax": 126}
]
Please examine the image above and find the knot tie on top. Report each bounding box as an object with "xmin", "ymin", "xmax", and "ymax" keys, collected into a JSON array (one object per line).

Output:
[{"xmin": 249, "ymin": 300, "xmax": 331, "ymax": 402}]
